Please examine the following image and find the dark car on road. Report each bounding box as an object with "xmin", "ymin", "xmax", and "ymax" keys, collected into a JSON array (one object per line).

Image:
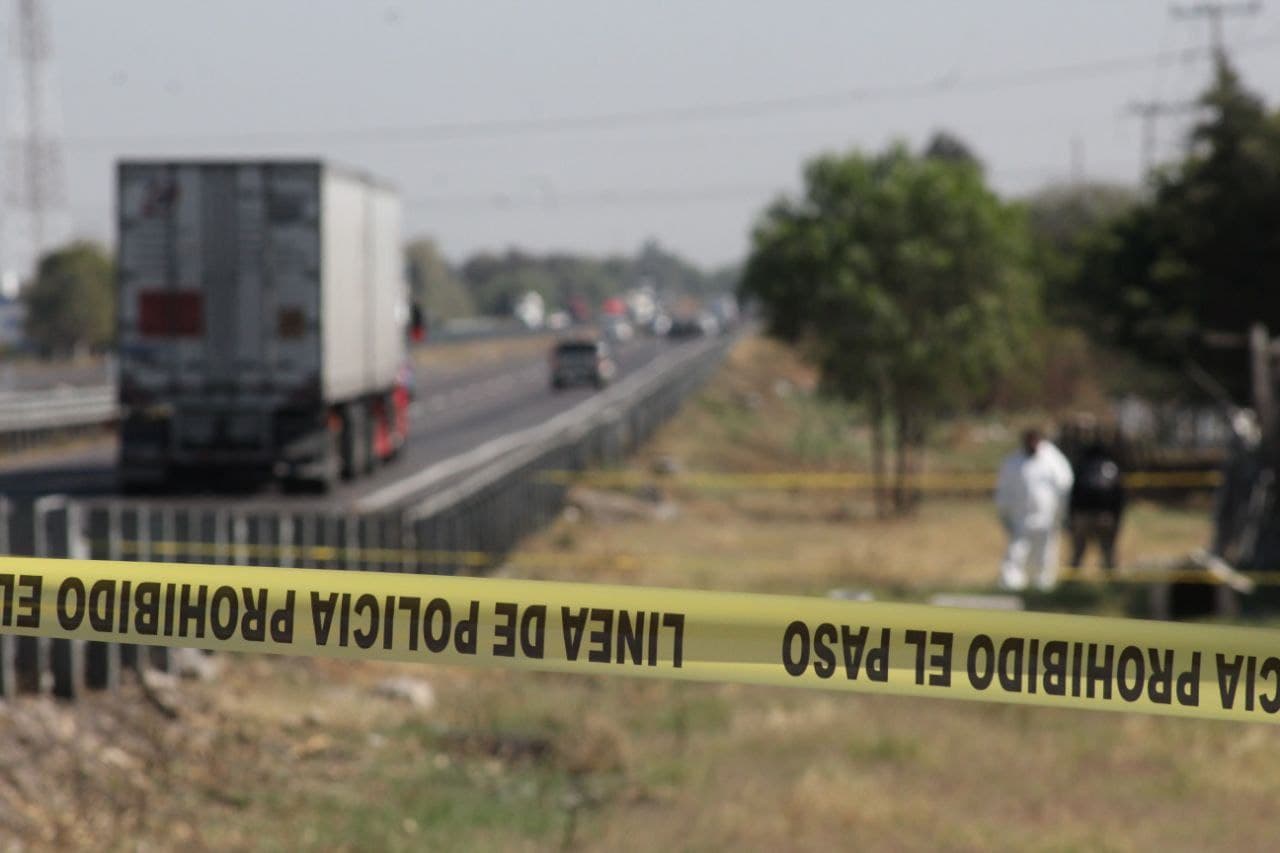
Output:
[{"xmin": 550, "ymin": 338, "xmax": 617, "ymax": 390}]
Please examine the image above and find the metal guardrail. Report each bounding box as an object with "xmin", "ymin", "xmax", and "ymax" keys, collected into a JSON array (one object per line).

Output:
[
  {"xmin": 0, "ymin": 386, "xmax": 118, "ymax": 455},
  {"xmin": 427, "ymin": 317, "xmax": 547, "ymax": 344},
  {"xmin": 0, "ymin": 335, "xmax": 733, "ymax": 700},
  {"xmin": 0, "ymin": 386, "xmax": 116, "ymax": 424}
]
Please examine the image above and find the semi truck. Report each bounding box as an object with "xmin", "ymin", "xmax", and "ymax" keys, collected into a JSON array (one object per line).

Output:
[{"xmin": 116, "ymin": 160, "xmax": 418, "ymax": 491}]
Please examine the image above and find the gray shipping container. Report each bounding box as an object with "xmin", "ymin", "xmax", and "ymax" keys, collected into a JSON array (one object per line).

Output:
[{"xmin": 116, "ymin": 160, "xmax": 411, "ymax": 489}]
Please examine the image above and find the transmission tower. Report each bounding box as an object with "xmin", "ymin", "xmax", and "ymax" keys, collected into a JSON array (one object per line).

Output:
[
  {"xmin": 1, "ymin": 0, "xmax": 70, "ymax": 296},
  {"xmin": 1126, "ymin": 100, "xmax": 1201, "ymax": 174}
]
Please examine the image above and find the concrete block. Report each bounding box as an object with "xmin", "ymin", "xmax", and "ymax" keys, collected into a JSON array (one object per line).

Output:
[{"xmin": 1150, "ymin": 582, "xmax": 1239, "ymax": 621}]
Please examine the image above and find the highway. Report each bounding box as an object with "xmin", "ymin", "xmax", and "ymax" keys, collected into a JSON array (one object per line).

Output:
[
  {"xmin": 0, "ymin": 357, "xmax": 113, "ymax": 393},
  {"xmin": 0, "ymin": 335, "xmax": 672, "ymax": 512}
]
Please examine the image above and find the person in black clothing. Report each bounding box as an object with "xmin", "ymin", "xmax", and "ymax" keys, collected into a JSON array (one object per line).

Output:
[{"xmin": 1068, "ymin": 442, "xmax": 1126, "ymax": 572}]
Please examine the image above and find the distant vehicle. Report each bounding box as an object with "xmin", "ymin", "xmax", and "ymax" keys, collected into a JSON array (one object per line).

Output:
[
  {"xmin": 567, "ymin": 295, "xmax": 592, "ymax": 324},
  {"xmin": 603, "ymin": 318, "xmax": 634, "ymax": 343},
  {"xmin": 116, "ymin": 160, "xmax": 420, "ymax": 491},
  {"xmin": 513, "ymin": 290, "xmax": 545, "ymax": 329},
  {"xmin": 550, "ymin": 337, "xmax": 616, "ymax": 390},
  {"xmin": 697, "ymin": 310, "xmax": 722, "ymax": 337},
  {"xmin": 648, "ymin": 313, "xmax": 673, "ymax": 337},
  {"xmin": 0, "ymin": 300, "xmax": 26, "ymax": 350},
  {"xmin": 625, "ymin": 288, "xmax": 657, "ymax": 326},
  {"xmin": 546, "ymin": 310, "xmax": 572, "ymax": 330},
  {"xmin": 708, "ymin": 294, "xmax": 739, "ymax": 331},
  {"xmin": 667, "ymin": 315, "xmax": 705, "ymax": 339}
]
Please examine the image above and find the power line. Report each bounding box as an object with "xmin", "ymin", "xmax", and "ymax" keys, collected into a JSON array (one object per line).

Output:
[
  {"xmin": 406, "ymin": 184, "xmax": 781, "ymax": 210},
  {"xmin": 1171, "ymin": 2, "xmax": 1263, "ymax": 56},
  {"xmin": 405, "ymin": 164, "xmax": 1140, "ymax": 212},
  {"xmin": 1120, "ymin": 3, "xmax": 1262, "ymax": 177},
  {"xmin": 61, "ymin": 33, "xmax": 1280, "ymax": 150}
]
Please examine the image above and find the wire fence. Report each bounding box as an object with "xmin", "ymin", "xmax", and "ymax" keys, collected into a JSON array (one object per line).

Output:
[{"xmin": 0, "ymin": 387, "xmax": 118, "ymax": 457}]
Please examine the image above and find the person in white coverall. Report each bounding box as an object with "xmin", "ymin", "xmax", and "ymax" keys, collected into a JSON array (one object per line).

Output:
[{"xmin": 995, "ymin": 428, "xmax": 1075, "ymax": 591}]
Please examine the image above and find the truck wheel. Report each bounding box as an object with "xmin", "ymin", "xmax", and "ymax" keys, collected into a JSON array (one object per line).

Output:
[
  {"xmin": 370, "ymin": 397, "xmax": 392, "ymax": 467},
  {"xmin": 324, "ymin": 419, "xmax": 344, "ymax": 487},
  {"xmin": 341, "ymin": 404, "xmax": 365, "ymax": 480},
  {"xmin": 390, "ymin": 387, "xmax": 410, "ymax": 458},
  {"xmin": 358, "ymin": 402, "xmax": 378, "ymax": 476},
  {"xmin": 342, "ymin": 401, "xmax": 387, "ymax": 479}
]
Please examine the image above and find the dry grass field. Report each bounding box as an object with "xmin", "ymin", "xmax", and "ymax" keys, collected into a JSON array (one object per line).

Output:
[{"xmin": 7, "ymin": 334, "xmax": 1275, "ymax": 852}]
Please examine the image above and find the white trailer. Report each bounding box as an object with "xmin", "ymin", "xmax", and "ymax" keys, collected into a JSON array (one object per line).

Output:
[{"xmin": 116, "ymin": 160, "xmax": 415, "ymax": 490}]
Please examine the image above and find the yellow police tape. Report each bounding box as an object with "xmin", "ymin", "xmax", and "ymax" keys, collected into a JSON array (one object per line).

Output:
[
  {"xmin": 4, "ymin": 556, "xmax": 1280, "ymax": 724},
  {"xmin": 540, "ymin": 469, "xmax": 1223, "ymax": 491}
]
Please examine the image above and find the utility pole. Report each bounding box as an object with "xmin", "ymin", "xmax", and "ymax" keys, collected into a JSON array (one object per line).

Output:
[
  {"xmin": 1250, "ymin": 323, "xmax": 1277, "ymax": 440},
  {"xmin": 1203, "ymin": 324, "xmax": 1280, "ymax": 440},
  {"xmin": 1123, "ymin": 4, "xmax": 1258, "ymax": 181},
  {"xmin": 1070, "ymin": 136, "xmax": 1085, "ymax": 186},
  {"xmin": 1171, "ymin": 2, "xmax": 1262, "ymax": 57},
  {"xmin": 1, "ymin": 0, "xmax": 70, "ymax": 295},
  {"xmin": 1126, "ymin": 100, "xmax": 1200, "ymax": 175}
]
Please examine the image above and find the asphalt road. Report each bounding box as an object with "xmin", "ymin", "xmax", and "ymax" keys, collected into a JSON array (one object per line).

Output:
[{"xmin": 0, "ymin": 335, "xmax": 670, "ymax": 512}]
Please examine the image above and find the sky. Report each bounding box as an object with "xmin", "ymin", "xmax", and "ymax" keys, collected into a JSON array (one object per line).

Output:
[{"xmin": 7, "ymin": 0, "xmax": 1280, "ymax": 271}]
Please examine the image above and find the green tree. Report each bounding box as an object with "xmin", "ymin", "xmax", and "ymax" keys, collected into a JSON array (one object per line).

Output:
[
  {"xmin": 741, "ymin": 142, "xmax": 1039, "ymax": 513},
  {"xmin": 924, "ymin": 129, "xmax": 984, "ymax": 172},
  {"xmin": 460, "ymin": 249, "xmax": 564, "ymax": 315},
  {"xmin": 632, "ymin": 239, "xmax": 712, "ymax": 295},
  {"xmin": 1071, "ymin": 58, "xmax": 1280, "ymax": 402},
  {"xmin": 1023, "ymin": 182, "xmax": 1137, "ymax": 323},
  {"xmin": 404, "ymin": 238, "xmax": 475, "ymax": 323},
  {"xmin": 22, "ymin": 241, "xmax": 115, "ymax": 357}
]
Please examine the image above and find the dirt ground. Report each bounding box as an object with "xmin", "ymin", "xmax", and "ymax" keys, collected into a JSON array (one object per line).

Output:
[{"xmin": 4, "ymin": 334, "xmax": 1272, "ymax": 852}]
